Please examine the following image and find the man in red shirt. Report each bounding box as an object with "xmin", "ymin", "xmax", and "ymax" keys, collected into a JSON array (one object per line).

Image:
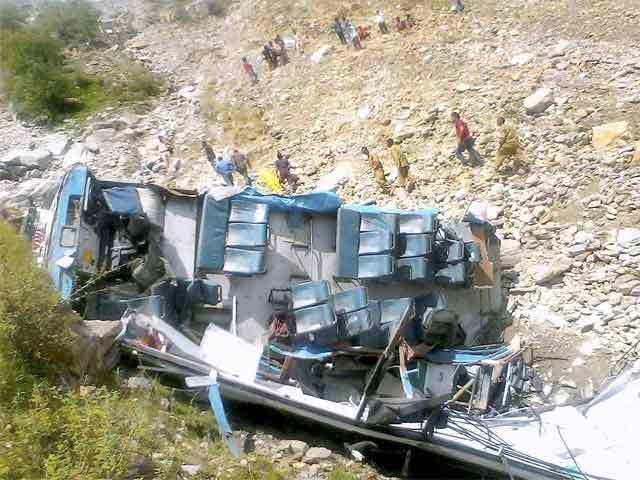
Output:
[
  {"xmin": 242, "ymin": 57, "xmax": 258, "ymax": 85},
  {"xmin": 451, "ymin": 111, "xmax": 481, "ymax": 165}
]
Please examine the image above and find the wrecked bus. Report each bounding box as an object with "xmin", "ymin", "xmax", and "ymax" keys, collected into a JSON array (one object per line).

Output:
[{"xmin": 39, "ymin": 163, "xmax": 595, "ymax": 480}]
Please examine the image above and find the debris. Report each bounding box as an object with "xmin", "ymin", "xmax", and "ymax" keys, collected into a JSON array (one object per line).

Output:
[
  {"xmin": 534, "ymin": 256, "xmax": 572, "ymax": 285},
  {"xmin": 592, "ymin": 121, "xmax": 628, "ymax": 148},
  {"xmin": 303, "ymin": 447, "xmax": 332, "ymax": 464},
  {"xmin": 523, "ymin": 88, "xmax": 554, "ymax": 114}
]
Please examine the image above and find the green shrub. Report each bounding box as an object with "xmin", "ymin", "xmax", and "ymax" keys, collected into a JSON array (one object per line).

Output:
[
  {"xmin": 0, "ymin": 0, "xmax": 26, "ymax": 30},
  {"xmin": 35, "ymin": 0, "xmax": 100, "ymax": 47},
  {"xmin": 0, "ymin": 221, "xmax": 78, "ymax": 399},
  {"xmin": 0, "ymin": 30, "xmax": 77, "ymax": 120},
  {"xmin": 114, "ymin": 62, "xmax": 163, "ymax": 102}
]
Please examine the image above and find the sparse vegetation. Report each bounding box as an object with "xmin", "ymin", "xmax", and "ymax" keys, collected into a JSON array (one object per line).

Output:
[
  {"xmin": 34, "ymin": 0, "xmax": 100, "ymax": 47},
  {"xmin": 328, "ymin": 468, "xmax": 359, "ymax": 480},
  {"xmin": 0, "ymin": 0, "xmax": 162, "ymax": 121}
]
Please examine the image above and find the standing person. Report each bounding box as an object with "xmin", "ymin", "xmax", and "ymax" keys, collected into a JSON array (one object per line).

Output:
[
  {"xmin": 275, "ymin": 151, "xmax": 299, "ymax": 191},
  {"xmin": 345, "ymin": 20, "xmax": 361, "ymax": 49},
  {"xmin": 202, "ymin": 140, "xmax": 217, "ymax": 167},
  {"xmin": 406, "ymin": 13, "xmax": 416, "ymax": 27},
  {"xmin": 374, "ymin": 10, "xmax": 389, "ymax": 34},
  {"xmin": 361, "ymin": 146, "xmax": 387, "ymax": 191},
  {"xmin": 494, "ymin": 116, "xmax": 520, "ymax": 173},
  {"xmin": 274, "ymin": 35, "xmax": 289, "ymax": 65},
  {"xmin": 451, "ymin": 0, "xmax": 465, "ymax": 13},
  {"xmin": 331, "ymin": 16, "xmax": 347, "ymax": 44},
  {"xmin": 292, "ymin": 28, "xmax": 304, "ymax": 55},
  {"xmin": 203, "ymin": 142, "xmax": 235, "ymax": 186},
  {"xmin": 241, "ymin": 57, "xmax": 258, "ymax": 85},
  {"xmin": 263, "ymin": 43, "xmax": 276, "ymax": 70},
  {"xmin": 451, "ymin": 112, "xmax": 481, "ymax": 165},
  {"xmin": 395, "ymin": 16, "xmax": 408, "ymax": 31},
  {"xmin": 232, "ymin": 149, "xmax": 252, "ymax": 185},
  {"xmin": 387, "ymin": 139, "xmax": 410, "ymax": 187}
]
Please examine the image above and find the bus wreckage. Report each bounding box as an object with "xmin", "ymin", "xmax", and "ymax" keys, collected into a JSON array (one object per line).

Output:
[{"xmin": 36, "ymin": 164, "xmax": 637, "ymax": 480}]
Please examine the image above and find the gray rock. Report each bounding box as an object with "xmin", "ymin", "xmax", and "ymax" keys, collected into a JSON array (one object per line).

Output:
[
  {"xmin": 127, "ymin": 376, "xmax": 154, "ymax": 391},
  {"xmin": 1, "ymin": 148, "xmax": 52, "ymax": 169},
  {"xmin": 528, "ymin": 305, "xmax": 567, "ymax": 328},
  {"xmin": 45, "ymin": 134, "xmax": 71, "ymax": 156},
  {"xmin": 617, "ymin": 228, "xmax": 640, "ymax": 248},
  {"xmin": 500, "ymin": 239, "xmax": 522, "ymax": 269},
  {"xmin": 534, "ymin": 257, "xmax": 573, "ymax": 285},
  {"xmin": 71, "ymin": 320, "xmax": 122, "ymax": 378},
  {"xmin": 549, "ymin": 39, "xmax": 573, "ymax": 58},
  {"xmin": 615, "ymin": 274, "xmax": 640, "ymax": 295},
  {"xmin": 180, "ymin": 464, "xmax": 201, "ymax": 476},
  {"xmin": 524, "ymin": 88, "xmax": 554, "ymax": 114},
  {"xmin": 278, "ymin": 439, "xmax": 309, "ymax": 457},
  {"xmin": 84, "ymin": 135, "xmax": 101, "ymax": 154},
  {"xmin": 63, "ymin": 143, "xmax": 93, "ymax": 167},
  {"xmin": 303, "ymin": 447, "xmax": 332, "ymax": 464}
]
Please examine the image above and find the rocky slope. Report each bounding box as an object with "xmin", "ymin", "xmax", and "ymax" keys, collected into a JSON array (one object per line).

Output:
[{"xmin": 1, "ymin": 0, "xmax": 640, "ymax": 456}]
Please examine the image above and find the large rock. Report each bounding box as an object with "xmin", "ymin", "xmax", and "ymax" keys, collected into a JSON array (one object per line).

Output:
[
  {"xmin": 71, "ymin": 320, "xmax": 122, "ymax": 378},
  {"xmin": 524, "ymin": 88, "xmax": 554, "ymax": 114},
  {"xmin": 534, "ymin": 256, "xmax": 572, "ymax": 285},
  {"xmin": 1, "ymin": 148, "xmax": 53, "ymax": 170},
  {"xmin": 592, "ymin": 121, "xmax": 628, "ymax": 148},
  {"xmin": 501, "ymin": 239, "xmax": 522, "ymax": 269},
  {"xmin": 616, "ymin": 228, "xmax": 640, "ymax": 248},
  {"xmin": 549, "ymin": 39, "xmax": 573, "ymax": 58},
  {"xmin": 45, "ymin": 134, "xmax": 71, "ymax": 157},
  {"xmin": 63, "ymin": 143, "xmax": 94, "ymax": 167},
  {"xmin": 615, "ymin": 274, "xmax": 640, "ymax": 295},
  {"xmin": 527, "ymin": 305, "xmax": 567, "ymax": 329},
  {"xmin": 303, "ymin": 447, "xmax": 332, "ymax": 464}
]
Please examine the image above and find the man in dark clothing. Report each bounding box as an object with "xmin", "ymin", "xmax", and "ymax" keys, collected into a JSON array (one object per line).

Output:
[
  {"xmin": 274, "ymin": 35, "xmax": 289, "ymax": 66},
  {"xmin": 331, "ymin": 16, "xmax": 347, "ymax": 44},
  {"xmin": 263, "ymin": 43, "xmax": 277, "ymax": 70},
  {"xmin": 232, "ymin": 149, "xmax": 252, "ymax": 185},
  {"xmin": 275, "ymin": 151, "xmax": 299, "ymax": 191},
  {"xmin": 202, "ymin": 141, "xmax": 217, "ymax": 166},
  {"xmin": 451, "ymin": 112, "xmax": 481, "ymax": 165}
]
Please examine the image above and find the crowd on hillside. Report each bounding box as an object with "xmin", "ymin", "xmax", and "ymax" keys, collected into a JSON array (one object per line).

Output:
[{"xmin": 207, "ymin": 1, "xmax": 522, "ymax": 193}]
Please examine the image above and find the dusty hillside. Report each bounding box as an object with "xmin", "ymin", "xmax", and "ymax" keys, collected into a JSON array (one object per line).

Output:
[{"xmin": 1, "ymin": 0, "xmax": 640, "ymax": 405}]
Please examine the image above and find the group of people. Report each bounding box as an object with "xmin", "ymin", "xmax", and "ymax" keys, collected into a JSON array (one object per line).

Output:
[
  {"xmin": 331, "ymin": 10, "xmax": 416, "ymax": 48},
  {"xmin": 202, "ymin": 142, "xmax": 252, "ymax": 187},
  {"xmin": 203, "ymin": 141, "xmax": 301, "ymax": 192},
  {"xmin": 361, "ymin": 138, "xmax": 412, "ymax": 193},
  {"xmin": 262, "ymin": 34, "xmax": 290, "ymax": 70}
]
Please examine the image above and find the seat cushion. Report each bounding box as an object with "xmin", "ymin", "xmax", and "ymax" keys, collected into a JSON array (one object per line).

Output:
[
  {"xmin": 291, "ymin": 280, "xmax": 331, "ymax": 310},
  {"xmin": 398, "ymin": 233, "xmax": 432, "ymax": 258},
  {"xmin": 360, "ymin": 212, "xmax": 398, "ymax": 234},
  {"xmin": 333, "ymin": 287, "xmax": 368, "ymax": 314},
  {"xmin": 435, "ymin": 263, "xmax": 467, "ymax": 287},
  {"xmin": 341, "ymin": 301, "xmax": 381, "ymax": 338},
  {"xmin": 399, "ymin": 212, "xmax": 437, "ymax": 234},
  {"xmin": 294, "ymin": 303, "xmax": 336, "ymax": 335},
  {"xmin": 226, "ymin": 222, "xmax": 268, "ymax": 248},
  {"xmin": 223, "ymin": 247, "xmax": 266, "ymax": 275},
  {"xmin": 396, "ymin": 257, "xmax": 434, "ymax": 281},
  {"xmin": 359, "ymin": 230, "xmax": 394, "ymax": 254},
  {"xmin": 228, "ymin": 199, "xmax": 270, "ymax": 223},
  {"xmin": 357, "ymin": 254, "xmax": 394, "ymax": 279},
  {"xmin": 196, "ymin": 195, "xmax": 229, "ymax": 273}
]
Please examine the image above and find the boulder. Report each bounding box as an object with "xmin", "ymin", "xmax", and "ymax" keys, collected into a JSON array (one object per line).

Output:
[
  {"xmin": 127, "ymin": 376, "xmax": 154, "ymax": 391},
  {"xmin": 500, "ymin": 239, "xmax": 522, "ymax": 269},
  {"xmin": 71, "ymin": 320, "xmax": 122, "ymax": 378},
  {"xmin": 45, "ymin": 134, "xmax": 71, "ymax": 156},
  {"xmin": 549, "ymin": 39, "xmax": 573, "ymax": 58},
  {"xmin": 527, "ymin": 305, "xmax": 567, "ymax": 328},
  {"xmin": 303, "ymin": 447, "xmax": 332, "ymax": 464},
  {"xmin": 84, "ymin": 135, "xmax": 101, "ymax": 153},
  {"xmin": 63, "ymin": 142, "xmax": 93, "ymax": 167},
  {"xmin": 524, "ymin": 88, "xmax": 554, "ymax": 114},
  {"xmin": 592, "ymin": 121, "xmax": 628, "ymax": 148},
  {"xmin": 534, "ymin": 256, "xmax": 572, "ymax": 285},
  {"xmin": 1, "ymin": 148, "xmax": 52, "ymax": 170},
  {"xmin": 614, "ymin": 274, "xmax": 640, "ymax": 295},
  {"xmin": 511, "ymin": 52, "xmax": 533, "ymax": 66},
  {"xmin": 617, "ymin": 228, "xmax": 640, "ymax": 247}
]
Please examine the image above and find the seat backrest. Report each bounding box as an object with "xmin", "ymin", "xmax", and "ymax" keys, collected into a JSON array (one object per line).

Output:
[
  {"xmin": 291, "ymin": 280, "xmax": 331, "ymax": 310},
  {"xmin": 341, "ymin": 301, "xmax": 381, "ymax": 338},
  {"xmin": 294, "ymin": 303, "xmax": 336, "ymax": 335},
  {"xmin": 399, "ymin": 212, "xmax": 437, "ymax": 234},
  {"xmin": 358, "ymin": 254, "xmax": 394, "ymax": 279},
  {"xmin": 226, "ymin": 222, "xmax": 268, "ymax": 248},
  {"xmin": 333, "ymin": 287, "xmax": 368, "ymax": 314},
  {"xmin": 228, "ymin": 199, "xmax": 269, "ymax": 223},
  {"xmin": 398, "ymin": 233, "xmax": 432, "ymax": 258},
  {"xmin": 223, "ymin": 247, "xmax": 267, "ymax": 276},
  {"xmin": 358, "ymin": 230, "xmax": 394, "ymax": 254},
  {"xmin": 396, "ymin": 256, "xmax": 433, "ymax": 281}
]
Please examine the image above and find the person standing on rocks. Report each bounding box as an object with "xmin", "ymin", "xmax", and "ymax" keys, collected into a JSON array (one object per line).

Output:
[
  {"xmin": 241, "ymin": 57, "xmax": 258, "ymax": 85},
  {"xmin": 292, "ymin": 28, "xmax": 304, "ymax": 55},
  {"xmin": 451, "ymin": 0, "xmax": 465, "ymax": 13},
  {"xmin": 275, "ymin": 151, "xmax": 299, "ymax": 191},
  {"xmin": 232, "ymin": 149, "xmax": 252, "ymax": 185},
  {"xmin": 361, "ymin": 146, "xmax": 388, "ymax": 191},
  {"xmin": 274, "ymin": 35, "xmax": 289, "ymax": 66},
  {"xmin": 331, "ymin": 16, "xmax": 347, "ymax": 44},
  {"xmin": 387, "ymin": 139, "xmax": 410, "ymax": 187},
  {"xmin": 451, "ymin": 112, "xmax": 481, "ymax": 165},
  {"xmin": 263, "ymin": 43, "xmax": 277, "ymax": 70},
  {"xmin": 494, "ymin": 116, "xmax": 520, "ymax": 173},
  {"xmin": 374, "ymin": 10, "xmax": 389, "ymax": 34}
]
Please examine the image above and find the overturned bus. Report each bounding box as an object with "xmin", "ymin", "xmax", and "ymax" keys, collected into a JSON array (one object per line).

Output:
[{"xmin": 38, "ymin": 164, "xmax": 598, "ymax": 480}]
